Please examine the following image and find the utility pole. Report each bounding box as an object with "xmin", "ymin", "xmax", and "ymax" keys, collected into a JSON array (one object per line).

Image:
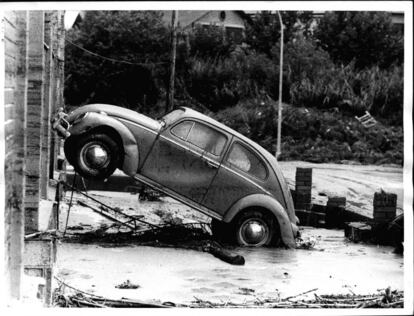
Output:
[
  {"xmin": 166, "ymin": 10, "xmax": 178, "ymax": 114},
  {"xmin": 275, "ymin": 11, "xmax": 284, "ymax": 159}
]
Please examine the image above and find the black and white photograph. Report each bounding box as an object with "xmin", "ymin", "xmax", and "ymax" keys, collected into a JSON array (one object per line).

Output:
[{"xmin": 0, "ymin": 1, "xmax": 412, "ymax": 313}]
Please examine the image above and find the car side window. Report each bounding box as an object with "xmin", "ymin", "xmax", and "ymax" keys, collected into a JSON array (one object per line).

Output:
[
  {"xmin": 171, "ymin": 120, "xmax": 194, "ymax": 140},
  {"xmin": 187, "ymin": 122, "xmax": 227, "ymax": 156},
  {"xmin": 171, "ymin": 120, "xmax": 226, "ymax": 156},
  {"xmin": 226, "ymin": 143, "xmax": 267, "ymax": 180}
]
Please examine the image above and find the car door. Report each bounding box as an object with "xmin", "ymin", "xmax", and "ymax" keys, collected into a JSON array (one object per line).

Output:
[
  {"xmin": 141, "ymin": 119, "xmax": 229, "ymax": 204},
  {"xmin": 202, "ymin": 140, "xmax": 269, "ymax": 215}
]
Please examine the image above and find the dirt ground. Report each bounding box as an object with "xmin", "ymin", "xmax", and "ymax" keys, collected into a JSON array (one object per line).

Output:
[
  {"xmin": 55, "ymin": 160, "xmax": 404, "ymax": 306},
  {"xmin": 278, "ymin": 161, "xmax": 403, "ymax": 218}
]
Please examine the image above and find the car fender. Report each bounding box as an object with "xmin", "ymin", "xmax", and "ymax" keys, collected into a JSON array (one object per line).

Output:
[
  {"xmin": 68, "ymin": 112, "xmax": 139, "ymax": 176},
  {"xmin": 223, "ymin": 194, "xmax": 296, "ymax": 248}
]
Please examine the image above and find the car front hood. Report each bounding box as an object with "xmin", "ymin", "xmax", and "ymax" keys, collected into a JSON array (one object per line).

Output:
[{"xmin": 67, "ymin": 103, "xmax": 162, "ymax": 132}]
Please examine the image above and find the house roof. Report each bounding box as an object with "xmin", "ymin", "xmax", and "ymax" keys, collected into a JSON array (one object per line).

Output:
[{"xmin": 161, "ymin": 10, "xmax": 250, "ymax": 29}]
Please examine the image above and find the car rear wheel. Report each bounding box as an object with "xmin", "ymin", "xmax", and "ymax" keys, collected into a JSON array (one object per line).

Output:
[
  {"xmin": 235, "ymin": 210, "xmax": 276, "ymax": 247},
  {"xmin": 72, "ymin": 133, "xmax": 121, "ymax": 179}
]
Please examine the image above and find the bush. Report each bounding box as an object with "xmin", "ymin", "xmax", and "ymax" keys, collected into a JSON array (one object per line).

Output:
[
  {"xmin": 189, "ymin": 25, "xmax": 236, "ymax": 58},
  {"xmin": 65, "ymin": 11, "xmax": 169, "ymax": 112},
  {"xmin": 213, "ymin": 98, "xmax": 278, "ymax": 152},
  {"xmin": 213, "ymin": 101, "xmax": 403, "ymax": 165},
  {"xmin": 288, "ymin": 61, "xmax": 403, "ymax": 123},
  {"xmin": 245, "ymin": 11, "xmax": 314, "ymax": 57},
  {"xmin": 182, "ymin": 36, "xmax": 403, "ymax": 125},
  {"xmin": 183, "ymin": 50, "xmax": 277, "ymax": 111},
  {"xmin": 314, "ymin": 11, "xmax": 403, "ymax": 69},
  {"xmin": 354, "ymin": 65, "xmax": 404, "ymax": 124}
]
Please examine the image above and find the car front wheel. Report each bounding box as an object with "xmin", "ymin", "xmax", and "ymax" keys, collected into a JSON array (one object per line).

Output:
[
  {"xmin": 235, "ymin": 210, "xmax": 276, "ymax": 247},
  {"xmin": 72, "ymin": 132, "xmax": 121, "ymax": 179}
]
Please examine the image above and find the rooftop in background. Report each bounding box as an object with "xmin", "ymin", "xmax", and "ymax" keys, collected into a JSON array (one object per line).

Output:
[
  {"xmin": 64, "ymin": 10, "xmax": 404, "ymax": 30},
  {"xmin": 64, "ymin": 10, "xmax": 80, "ymax": 29}
]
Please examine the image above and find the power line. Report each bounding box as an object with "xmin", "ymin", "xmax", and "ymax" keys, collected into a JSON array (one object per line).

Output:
[{"xmin": 65, "ymin": 38, "xmax": 168, "ymax": 66}]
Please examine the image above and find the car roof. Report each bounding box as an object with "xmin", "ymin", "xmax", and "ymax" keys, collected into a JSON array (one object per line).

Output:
[{"xmin": 177, "ymin": 107, "xmax": 278, "ymax": 164}]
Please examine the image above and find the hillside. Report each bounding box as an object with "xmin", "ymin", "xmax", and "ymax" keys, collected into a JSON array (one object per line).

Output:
[{"xmin": 213, "ymin": 101, "xmax": 403, "ymax": 166}]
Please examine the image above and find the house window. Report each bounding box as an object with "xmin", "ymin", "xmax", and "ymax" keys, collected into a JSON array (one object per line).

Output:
[
  {"xmin": 226, "ymin": 27, "xmax": 243, "ymax": 44},
  {"xmin": 219, "ymin": 11, "xmax": 226, "ymax": 21}
]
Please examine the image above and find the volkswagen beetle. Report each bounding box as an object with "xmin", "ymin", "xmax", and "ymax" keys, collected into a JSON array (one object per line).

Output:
[{"xmin": 53, "ymin": 104, "xmax": 299, "ymax": 247}]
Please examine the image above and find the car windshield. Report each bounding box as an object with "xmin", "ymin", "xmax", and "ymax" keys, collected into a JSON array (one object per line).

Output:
[{"xmin": 158, "ymin": 109, "xmax": 185, "ymax": 127}]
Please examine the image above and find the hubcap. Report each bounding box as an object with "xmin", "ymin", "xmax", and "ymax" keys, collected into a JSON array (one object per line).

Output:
[
  {"xmin": 82, "ymin": 144, "xmax": 108, "ymax": 169},
  {"xmin": 240, "ymin": 219, "xmax": 268, "ymax": 246}
]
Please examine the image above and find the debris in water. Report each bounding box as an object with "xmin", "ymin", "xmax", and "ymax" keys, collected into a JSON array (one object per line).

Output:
[
  {"xmin": 53, "ymin": 277, "xmax": 404, "ymax": 308},
  {"xmin": 237, "ymin": 288, "xmax": 255, "ymax": 295},
  {"xmin": 115, "ymin": 280, "xmax": 140, "ymax": 289},
  {"xmin": 296, "ymin": 236, "xmax": 317, "ymax": 249},
  {"xmin": 63, "ymin": 222, "xmax": 245, "ymax": 266}
]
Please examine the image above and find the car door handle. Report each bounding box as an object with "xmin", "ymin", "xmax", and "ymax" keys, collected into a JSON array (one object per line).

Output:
[{"xmin": 203, "ymin": 159, "xmax": 219, "ymax": 169}]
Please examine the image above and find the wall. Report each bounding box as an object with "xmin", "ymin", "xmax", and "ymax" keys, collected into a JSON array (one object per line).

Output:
[{"xmin": 3, "ymin": 10, "xmax": 65, "ymax": 303}]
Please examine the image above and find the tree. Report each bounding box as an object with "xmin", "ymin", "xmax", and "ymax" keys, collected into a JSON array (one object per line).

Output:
[
  {"xmin": 245, "ymin": 11, "xmax": 313, "ymax": 57},
  {"xmin": 188, "ymin": 25, "xmax": 236, "ymax": 58},
  {"xmin": 65, "ymin": 11, "xmax": 170, "ymax": 112},
  {"xmin": 313, "ymin": 11, "xmax": 403, "ymax": 69}
]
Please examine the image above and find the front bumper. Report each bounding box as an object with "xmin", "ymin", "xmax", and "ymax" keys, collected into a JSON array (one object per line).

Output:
[{"xmin": 51, "ymin": 109, "xmax": 71, "ymax": 138}]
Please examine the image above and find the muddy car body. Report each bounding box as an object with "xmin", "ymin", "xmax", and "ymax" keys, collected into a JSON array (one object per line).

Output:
[{"xmin": 53, "ymin": 104, "xmax": 299, "ymax": 247}]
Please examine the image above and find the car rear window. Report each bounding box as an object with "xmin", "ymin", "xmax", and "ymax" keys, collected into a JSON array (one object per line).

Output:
[
  {"xmin": 226, "ymin": 142, "xmax": 267, "ymax": 180},
  {"xmin": 171, "ymin": 121, "xmax": 226, "ymax": 156}
]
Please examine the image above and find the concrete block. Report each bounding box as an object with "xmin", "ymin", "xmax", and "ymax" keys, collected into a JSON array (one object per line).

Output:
[
  {"xmin": 296, "ymin": 185, "xmax": 312, "ymax": 191},
  {"xmin": 24, "ymin": 238, "xmax": 56, "ymax": 306},
  {"xmin": 373, "ymin": 191, "xmax": 397, "ymax": 207},
  {"xmin": 24, "ymin": 239, "xmax": 55, "ymax": 267},
  {"xmin": 296, "ymin": 209, "xmax": 325, "ymax": 227},
  {"xmin": 345, "ymin": 222, "xmax": 372, "ymax": 242},
  {"xmin": 373, "ymin": 191, "xmax": 397, "ymax": 224},
  {"xmin": 327, "ymin": 196, "xmax": 346, "ymax": 207},
  {"xmin": 295, "ymin": 168, "xmax": 312, "ymax": 211},
  {"xmin": 374, "ymin": 207, "xmax": 397, "ymax": 213},
  {"xmin": 38, "ymin": 199, "xmax": 54, "ymax": 231}
]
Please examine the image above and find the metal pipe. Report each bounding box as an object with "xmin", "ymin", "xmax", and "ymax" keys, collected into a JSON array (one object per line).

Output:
[{"xmin": 276, "ymin": 11, "xmax": 284, "ymax": 159}]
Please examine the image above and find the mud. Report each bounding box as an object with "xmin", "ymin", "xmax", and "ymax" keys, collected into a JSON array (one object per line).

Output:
[{"xmin": 56, "ymin": 226, "xmax": 403, "ymax": 305}]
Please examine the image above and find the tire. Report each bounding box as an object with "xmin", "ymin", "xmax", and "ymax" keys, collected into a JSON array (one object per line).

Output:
[
  {"xmin": 64, "ymin": 135, "xmax": 78, "ymax": 167},
  {"xmin": 211, "ymin": 219, "xmax": 234, "ymax": 244},
  {"xmin": 235, "ymin": 210, "xmax": 278, "ymax": 247},
  {"xmin": 71, "ymin": 132, "xmax": 121, "ymax": 179}
]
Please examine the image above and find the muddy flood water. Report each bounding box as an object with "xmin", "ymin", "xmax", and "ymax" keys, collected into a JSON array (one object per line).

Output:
[
  {"xmin": 56, "ymin": 162, "xmax": 404, "ymax": 305},
  {"xmin": 56, "ymin": 227, "xmax": 403, "ymax": 305}
]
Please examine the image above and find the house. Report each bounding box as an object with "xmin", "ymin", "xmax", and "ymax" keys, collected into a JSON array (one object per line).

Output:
[
  {"xmin": 2, "ymin": 10, "xmax": 65, "ymax": 306},
  {"xmin": 162, "ymin": 10, "xmax": 249, "ymax": 43}
]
